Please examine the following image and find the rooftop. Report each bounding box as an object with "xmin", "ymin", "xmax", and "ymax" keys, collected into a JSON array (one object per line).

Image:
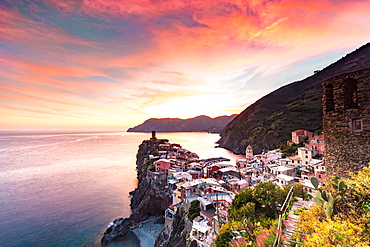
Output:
[{"xmin": 276, "ymin": 174, "xmax": 295, "ymax": 182}]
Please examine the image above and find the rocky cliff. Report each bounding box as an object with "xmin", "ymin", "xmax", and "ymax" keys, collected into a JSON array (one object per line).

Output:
[
  {"xmin": 218, "ymin": 43, "xmax": 370, "ymax": 154},
  {"xmin": 127, "ymin": 115, "xmax": 237, "ymax": 133},
  {"xmin": 155, "ymin": 206, "xmax": 191, "ymax": 247},
  {"xmin": 101, "ymin": 138, "xmax": 172, "ymax": 245}
]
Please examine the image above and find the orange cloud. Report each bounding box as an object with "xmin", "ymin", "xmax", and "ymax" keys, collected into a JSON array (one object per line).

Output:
[{"xmin": 1, "ymin": 0, "xmax": 370, "ymax": 130}]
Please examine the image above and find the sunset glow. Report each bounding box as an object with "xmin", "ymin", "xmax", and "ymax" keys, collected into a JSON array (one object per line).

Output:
[{"xmin": 1, "ymin": 0, "xmax": 370, "ymax": 130}]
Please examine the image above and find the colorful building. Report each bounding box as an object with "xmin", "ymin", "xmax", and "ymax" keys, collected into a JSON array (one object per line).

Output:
[
  {"xmin": 291, "ymin": 130, "xmax": 313, "ymax": 144},
  {"xmin": 309, "ymin": 134, "xmax": 325, "ymax": 156}
]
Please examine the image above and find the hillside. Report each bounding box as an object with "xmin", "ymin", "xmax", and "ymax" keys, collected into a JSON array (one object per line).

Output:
[
  {"xmin": 127, "ymin": 114, "xmax": 237, "ymax": 133},
  {"xmin": 217, "ymin": 43, "xmax": 370, "ymax": 154}
]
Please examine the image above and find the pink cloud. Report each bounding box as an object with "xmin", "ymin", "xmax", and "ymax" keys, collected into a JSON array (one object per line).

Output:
[
  {"xmin": 0, "ymin": 8, "xmax": 93, "ymax": 47},
  {"xmin": 1, "ymin": 0, "xmax": 370, "ymax": 129}
]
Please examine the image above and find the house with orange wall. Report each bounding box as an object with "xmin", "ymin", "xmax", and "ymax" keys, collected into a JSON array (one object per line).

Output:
[{"xmin": 291, "ymin": 130, "xmax": 313, "ymax": 144}]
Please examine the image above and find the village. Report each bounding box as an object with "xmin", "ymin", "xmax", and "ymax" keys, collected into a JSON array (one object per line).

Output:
[{"xmin": 142, "ymin": 130, "xmax": 325, "ymax": 247}]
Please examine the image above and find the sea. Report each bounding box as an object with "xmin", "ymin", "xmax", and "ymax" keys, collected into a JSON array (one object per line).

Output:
[{"xmin": 0, "ymin": 131, "xmax": 244, "ymax": 247}]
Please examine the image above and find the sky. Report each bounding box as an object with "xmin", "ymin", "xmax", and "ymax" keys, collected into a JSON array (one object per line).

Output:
[{"xmin": 0, "ymin": 0, "xmax": 369, "ymax": 131}]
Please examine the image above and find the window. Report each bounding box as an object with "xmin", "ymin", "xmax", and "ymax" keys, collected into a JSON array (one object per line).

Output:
[
  {"xmin": 343, "ymin": 78, "xmax": 358, "ymax": 109},
  {"xmin": 305, "ymin": 155, "xmax": 308, "ymax": 159},
  {"xmin": 352, "ymin": 119, "xmax": 363, "ymax": 132}
]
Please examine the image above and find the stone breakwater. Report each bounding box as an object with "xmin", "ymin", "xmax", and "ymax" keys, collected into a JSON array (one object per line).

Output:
[{"xmin": 101, "ymin": 138, "xmax": 172, "ymax": 246}]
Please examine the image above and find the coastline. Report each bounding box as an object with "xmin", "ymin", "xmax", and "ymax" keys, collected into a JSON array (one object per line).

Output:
[
  {"xmin": 105, "ymin": 231, "xmax": 140, "ymax": 247},
  {"xmin": 131, "ymin": 216, "xmax": 164, "ymax": 247},
  {"xmin": 104, "ymin": 216, "xmax": 164, "ymax": 247},
  {"xmin": 101, "ymin": 136, "xmax": 171, "ymax": 246}
]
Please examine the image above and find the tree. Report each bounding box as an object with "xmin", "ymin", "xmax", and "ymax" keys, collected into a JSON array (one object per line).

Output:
[
  {"xmin": 253, "ymin": 182, "xmax": 288, "ymax": 218},
  {"xmin": 293, "ymin": 183, "xmax": 309, "ymax": 200},
  {"xmin": 302, "ymin": 135, "xmax": 309, "ymax": 144},
  {"xmin": 230, "ymin": 188, "xmax": 254, "ymax": 211},
  {"xmin": 230, "ymin": 202, "xmax": 256, "ymax": 222},
  {"xmin": 216, "ymin": 182, "xmax": 289, "ymax": 246},
  {"xmin": 188, "ymin": 200, "xmax": 201, "ymax": 221},
  {"xmin": 279, "ymin": 143, "xmax": 298, "ymax": 157}
]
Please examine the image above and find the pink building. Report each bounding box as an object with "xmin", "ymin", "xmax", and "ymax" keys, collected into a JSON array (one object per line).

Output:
[
  {"xmin": 155, "ymin": 159, "xmax": 171, "ymax": 172},
  {"xmin": 309, "ymin": 135, "xmax": 325, "ymax": 156},
  {"xmin": 291, "ymin": 130, "xmax": 313, "ymax": 144}
]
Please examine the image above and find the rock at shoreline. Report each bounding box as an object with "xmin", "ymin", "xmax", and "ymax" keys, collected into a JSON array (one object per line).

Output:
[
  {"xmin": 101, "ymin": 138, "xmax": 172, "ymax": 246},
  {"xmin": 101, "ymin": 218, "xmax": 133, "ymax": 245}
]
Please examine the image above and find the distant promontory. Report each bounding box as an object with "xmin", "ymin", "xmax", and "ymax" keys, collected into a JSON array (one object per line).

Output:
[{"xmin": 127, "ymin": 115, "xmax": 237, "ymax": 133}]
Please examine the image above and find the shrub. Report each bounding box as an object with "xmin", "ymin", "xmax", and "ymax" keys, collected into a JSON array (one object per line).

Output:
[
  {"xmin": 294, "ymin": 164, "xmax": 370, "ymax": 246},
  {"xmin": 188, "ymin": 200, "xmax": 201, "ymax": 221}
]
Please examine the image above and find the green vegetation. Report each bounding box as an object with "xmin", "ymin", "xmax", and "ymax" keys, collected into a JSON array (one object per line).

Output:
[
  {"xmin": 148, "ymin": 164, "xmax": 155, "ymax": 172},
  {"xmin": 136, "ymin": 140, "xmax": 161, "ymax": 176},
  {"xmin": 301, "ymin": 135, "xmax": 309, "ymax": 144},
  {"xmin": 189, "ymin": 240, "xmax": 198, "ymax": 247},
  {"xmin": 216, "ymin": 182, "xmax": 291, "ymax": 246},
  {"xmin": 279, "ymin": 143, "xmax": 299, "ymax": 158},
  {"xmin": 188, "ymin": 200, "xmax": 201, "ymax": 221},
  {"xmin": 150, "ymin": 145, "xmax": 158, "ymax": 156},
  {"xmin": 292, "ymin": 183, "xmax": 310, "ymax": 201},
  {"xmin": 218, "ymin": 83, "xmax": 322, "ymax": 154},
  {"xmin": 294, "ymin": 165, "xmax": 370, "ymax": 246}
]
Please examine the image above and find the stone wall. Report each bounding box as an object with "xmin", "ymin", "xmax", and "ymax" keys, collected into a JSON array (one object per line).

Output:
[
  {"xmin": 322, "ymin": 68, "xmax": 370, "ymax": 177},
  {"xmin": 146, "ymin": 170, "xmax": 168, "ymax": 189}
]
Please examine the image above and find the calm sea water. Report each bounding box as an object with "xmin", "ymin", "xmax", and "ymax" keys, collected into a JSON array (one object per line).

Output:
[{"xmin": 0, "ymin": 131, "xmax": 243, "ymax": 247}]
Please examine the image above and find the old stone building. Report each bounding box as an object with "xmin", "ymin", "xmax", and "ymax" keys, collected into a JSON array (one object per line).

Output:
[
  {"xmin": 322, "ymin": 68, "xmax": 370, "ymax": 177},
  {"xmin": 245, "ymin": 145, "xmax": 253, "ymax": 160}
]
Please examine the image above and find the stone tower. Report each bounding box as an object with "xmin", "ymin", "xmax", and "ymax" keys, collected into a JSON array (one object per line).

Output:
[
  {"xmin": 246, "ymin": 145, "xmax": 253, "ymax": 159},
  {"xmin": 322, "ymin": 68, "xmax": 370, "ymax": 177},
  {"xmin": 151, "ymin": 131, "xmax": 157, "ymax": 140}
]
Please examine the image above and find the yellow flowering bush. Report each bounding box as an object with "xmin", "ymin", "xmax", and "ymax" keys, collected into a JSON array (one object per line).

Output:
[
  {"xmin": 304, "ymin": 218, "xmax": 366, "ymax": 247},
  {"xmin": 295, "ymin": 164, "xmax": 370, "ymax": 246}
]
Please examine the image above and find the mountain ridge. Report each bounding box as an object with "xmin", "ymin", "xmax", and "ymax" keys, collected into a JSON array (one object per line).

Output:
[
  {"xmin": 127, "ymin": 114, "xmax": 237, "ymax": 133},
  {"xmin": 217, "ymin": 43, "xmax": 370, "ymax": 154}
]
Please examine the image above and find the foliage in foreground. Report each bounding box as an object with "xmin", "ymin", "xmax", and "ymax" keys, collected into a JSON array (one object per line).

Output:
[
  {"xmin": 294, "ymin": 165, "xmax": 370, "ymax": 246},
  {"xmin": 215, "ymin": 182, "xmax": 290, "ymax": 247}
]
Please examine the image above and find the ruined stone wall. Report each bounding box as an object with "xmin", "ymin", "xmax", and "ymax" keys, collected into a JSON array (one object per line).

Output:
[{"xmin": 322, "ymin": 68, "xmax": 370, "ymax": 177}]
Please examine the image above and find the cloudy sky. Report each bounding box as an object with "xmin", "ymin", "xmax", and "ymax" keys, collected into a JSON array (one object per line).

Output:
[{"xmin": 1, "ymin": 0, "xmax": 369, "ymax": 131}]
